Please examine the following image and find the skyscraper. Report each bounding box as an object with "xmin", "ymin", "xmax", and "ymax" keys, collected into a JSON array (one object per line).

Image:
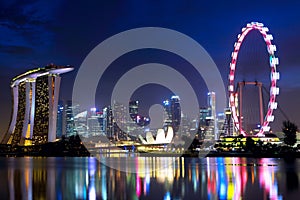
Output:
[
  {"xmin": 1, "ymin": 64, "xmax": 73, "ymax": 145},
  {"xmin": 56, "ymin": 100, "xmax": 64, "ymax": 138},
  {"xmin": 104, "ymin": 106, "xmax": 114, "ymax": 139},
  {"xmin": 198, "ymin": 107, "xmax": 210, "ymax": 140},
  {"xmin": 199, "ymin": 108, "xmax": 210, "ymax": 127},
  {"xmin": 223, "ymin": 108, "xmax": 235, "ymax": 136},
  {"xmin": 87, "ymin": 108, "xmax": 103, "ymax": 136},
  {"xmin": 163, "ymin": 95, "xmax": 181, "ymax": 133},
  {"xmin": 129, "ymin": 100, "xmax": 150, "ymax": 127},
  {"xmin": 73, "ymin": 109, "xmax": 87, "ymax": 136},
  {"xmin": 129, "ymin": 100, "xmax": 138, "ymax": 120},
  {"xmin": 197, "ymin": 92, "xmax": 218, "ymax": 140},
  {"xmin": 207, "ymin": 92, "xmax": 218, "ymax": 140},
  {"xmin": 97, "ymin": 110, "xmax": 107, "ymax": 135},
  {"xmin": 207, "ymin": 92, "xmax": 216, "ymax": 121},
  {"xmin": 65, "ymin": 100, "xmax": 76, "ymax": 137}
]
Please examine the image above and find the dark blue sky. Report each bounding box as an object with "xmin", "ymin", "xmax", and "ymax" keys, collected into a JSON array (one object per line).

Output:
[{"xmin": 0, "ymin": 0, "xmax": 300, "ymax": 133}]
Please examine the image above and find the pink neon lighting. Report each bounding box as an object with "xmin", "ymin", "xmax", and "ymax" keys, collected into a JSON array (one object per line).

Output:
[{"xmin": 228, "ymin": 22, "xmax": 279, "ymax": 136}]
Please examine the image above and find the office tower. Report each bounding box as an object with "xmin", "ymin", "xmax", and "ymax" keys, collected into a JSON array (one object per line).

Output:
[
  {"xmin": 104, "ymin": 106, "xmax": 114, "ymax": 139},
  {"xmin": 197, "ymin": 92, "xmax": 218, "ymax": 140},
  {"xmin": 163, "ymin": 95, "xmax": 181, "ymax": 133},
  {"xmin": 198, "ymin": 107, "xmax": 209, "ymax": 140},
  {"xmin": 65, "ymin": 100, "xmax": 76, "ymax": 137},
  {"xmin": 207, "ymin": 92, "xmax": 216, "ymax": 122},
  {"xmin": 112, "ymin": 102, "xmax": 128, "ymax": 140},
  {"xmin": 2, "ymin": 64, "xmax": 73, "ymax": 145},
  {"xmin": 73, "ymin": 109, "xmax": 87, "ymax": 136},
  {"xmin": 87, "ymin": 108, "xmax": 102, "ymax": 136},
  {"xmin": 128, "ymin": 100, "xmax": 150, "ymax": 127},
  {"xmin": 97, "ymin": 110, "xmax": 107, "ymax": 135},
  {"xmin": 163, "ymin": 99, "xmax": 172, "ymax": 128},
  {"xmin": 216, "ymin": 112, "xmax": 225, "ymax": 136},
  {"xmin": 56, "ymin": 100, "xmax": 64, "ymax": 138},
  {"xmin": 199, "ymin": 108, "xmax": 210, "ymax": 127},
  {"xmin": 207, "ymin": 92, "xmax": 218, "ymax": 140},
  {"xmin": 128, "ymin": 100, "xmax": 140, "ymax": 135},
  {"xmin": 129, "ymin": 100, "xmax": 138, "ymax": 120},
  {"xmin": 223, "ymin": 108, "xmax": 235, "ymax": 136}
]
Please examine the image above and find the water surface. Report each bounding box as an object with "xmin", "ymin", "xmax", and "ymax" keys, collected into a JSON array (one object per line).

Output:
[{"xmin": 0, "ymin": 156, "xmax": 299, "ymax": 199}]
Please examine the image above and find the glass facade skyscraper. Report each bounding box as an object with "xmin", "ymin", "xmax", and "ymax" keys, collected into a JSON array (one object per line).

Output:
[
  {"xmin": 56, "ymin": 100, "xmax": 64, "ymax": 138},
  {"xmin": 65, "ymin": 100, "xmax": 77, "ymax": 137},
  {"xmin": 163, "ymin": 95, "xmax": 181, "ymax": 133},
  {"xmin": 207, "ymin": 92, "xmax": 218, "ymax": 140}
]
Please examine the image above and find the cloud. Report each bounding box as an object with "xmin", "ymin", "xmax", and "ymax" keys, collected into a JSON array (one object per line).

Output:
[
  {"xmin": 0, "ymin": 1, "xmax": 61, "ymax": 47},
  {"xmin": 0, "ymin": 44, "xmax": 33, "ymax": 55},
  {"xmin": 0, "ymin": 1, "xmax": 43, "ymax": 29}
]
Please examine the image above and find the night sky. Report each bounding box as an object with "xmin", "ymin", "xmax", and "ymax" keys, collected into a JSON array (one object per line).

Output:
[{"xmin": 0, "ymin": 0, "xmax": 300, "ymax": 135}]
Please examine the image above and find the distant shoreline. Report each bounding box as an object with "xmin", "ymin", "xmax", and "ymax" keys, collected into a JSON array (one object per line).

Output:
[
  {"xmin": 0, "ymin": 135, "xmax": 90, "ymax": 157},
  {"xmin": 0, "ymin": 141, "xmax": 298, "ymax": 159}
]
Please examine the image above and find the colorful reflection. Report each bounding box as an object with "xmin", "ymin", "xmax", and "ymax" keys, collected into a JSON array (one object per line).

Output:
[{"xmin": 1, "ymin": 157, "xmax": 296, "ymax": 199}]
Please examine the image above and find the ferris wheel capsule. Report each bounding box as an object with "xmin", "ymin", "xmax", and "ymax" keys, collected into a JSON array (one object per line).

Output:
[{"xmin": 266, "ymin": 34, "xmax": 273, "ymax": 40}]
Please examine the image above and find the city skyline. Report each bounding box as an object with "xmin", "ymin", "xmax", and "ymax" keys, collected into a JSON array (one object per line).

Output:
[{"xmin": 1, "ymin": 1, "xmax": 300, "ymax": 135}]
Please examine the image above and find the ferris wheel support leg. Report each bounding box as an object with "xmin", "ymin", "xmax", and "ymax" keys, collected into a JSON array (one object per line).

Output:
[
  {"xmin": 239, "ymin": 82, "xmax": 243, "ymax": 132},
  {"xmin": 258, "ymin": 83, "xmax": 264, "ymax": 126}
]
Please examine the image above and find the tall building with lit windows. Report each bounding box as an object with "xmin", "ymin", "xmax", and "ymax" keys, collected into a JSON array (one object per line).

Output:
[
  {"xmin": 223, "ymin": 107, "xmax": 235, "ymax": 136},
  {"xmin": 56, "ymin": 100, "xmax": 65, "ymax": 138},
  {"xmin": 129, "ymin": 100, "xmax": 150, "ymax": 127},
  {"xmin": 198, "ymin": 107, "xmax": 210, "ymax": 140},
  {"xmin": 163, "ymin": 95, "xmax": 181, "ymax": 133},
  {"xmin": 207, "ymin": 92, "xmax": 218, "ymax": 140},
  {"xmin": 65, "ymin": 100, "xmax": 80, "ymax": 137},
  {"xmin": 87, "ymin": 108, "xmax": 106, "ymax": 137},
  {"xmin": 1, "ymin": 64, "xmax": 73, "ymax": 145},
  {"xmin": 104, "ymin": 106, "xmax": 114, "ymax": 139},
  {"xmin": 198, "ymin": 92, "xmax": 218, "ymax": 140},
  {"xmin": 207, "ymin": 92, "xmax": 216, "ymax": 121},
  {"xmin": 129, "ymin": 100, "xmax": 138, "ymax": 119}
]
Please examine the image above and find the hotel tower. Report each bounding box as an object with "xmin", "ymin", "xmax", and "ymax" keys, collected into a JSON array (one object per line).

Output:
[{"xmin": 1, "ymin": 64, "xmax": 73, "ymax": 145}]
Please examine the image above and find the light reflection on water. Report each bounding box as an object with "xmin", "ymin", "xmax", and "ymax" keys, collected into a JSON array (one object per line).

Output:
[{"xmin": 0, "ymin": 157, "xmax": 299, "ymax": 199}]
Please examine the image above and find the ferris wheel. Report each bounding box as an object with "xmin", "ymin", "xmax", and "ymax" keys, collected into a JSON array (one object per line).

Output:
[{"xmin": 228, "ymin": 22, "xmax": 280, "ymax": 136}]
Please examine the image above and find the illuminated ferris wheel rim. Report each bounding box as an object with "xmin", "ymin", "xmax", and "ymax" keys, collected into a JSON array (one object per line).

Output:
[{"xmin": 228, "ymin": 22, "xmax": 280, "ymax": 136}]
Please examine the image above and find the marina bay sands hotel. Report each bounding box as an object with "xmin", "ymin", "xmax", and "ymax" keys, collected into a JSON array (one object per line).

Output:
[{"xmin": 1, "ymin": 64, "xmax": 73, "ymax": 146}]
